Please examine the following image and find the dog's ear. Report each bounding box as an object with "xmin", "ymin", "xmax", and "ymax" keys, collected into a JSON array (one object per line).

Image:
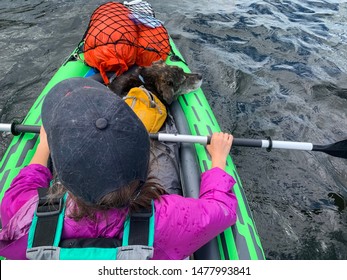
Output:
[{"xmin": 157, "ymin": 80, "xmax": 175, "ymax": 105}]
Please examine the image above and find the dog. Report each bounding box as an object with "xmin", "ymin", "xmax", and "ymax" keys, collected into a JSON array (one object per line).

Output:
[{"xmin": 108, "ymin": 60, "xmax": 203, "ymax": 105}]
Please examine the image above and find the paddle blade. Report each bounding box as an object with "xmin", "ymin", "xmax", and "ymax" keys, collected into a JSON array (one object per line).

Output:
[{"xmin": 313, "ymin": 139, "xmax": 347, "ymax": 159}]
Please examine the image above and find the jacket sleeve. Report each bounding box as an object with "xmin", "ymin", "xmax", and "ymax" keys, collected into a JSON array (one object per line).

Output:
[
  {"xmin": 0, "ymin": 164, "xmax": 52, "ymax": 227},
  {"xmin": 153, "ymin": 167, "xmax": 238, "ymax": 259}
]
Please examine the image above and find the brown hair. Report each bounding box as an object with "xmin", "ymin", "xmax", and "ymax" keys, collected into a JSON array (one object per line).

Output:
[{"xmin": 48, "ymin": 175, "xmax": 167, "ymax": 221}]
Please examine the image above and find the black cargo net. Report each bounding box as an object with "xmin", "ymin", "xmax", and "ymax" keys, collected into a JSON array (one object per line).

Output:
[
  {"xmin": 83, "ymin": 1, "xmax": 170, "ymax": 59},
  {"xmin": 78, "ymin": 1, "xmax": 171, "ymax": 84},
  {"xmin": 89, "ymin": 3, "xmax": 169, "ymax": 48}
]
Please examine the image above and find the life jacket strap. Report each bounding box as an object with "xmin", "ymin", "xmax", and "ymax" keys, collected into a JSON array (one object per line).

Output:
[
  {"xmin": 128, "ymin": 207, "xmax": 153, "ymax": 246},
  {"xmin": 31, "ymin": 188, "xmax": 65, "ymax": 247},
  {"xmin": 122, "ymin": 201, "xmax": 155, "ymax": 247}
]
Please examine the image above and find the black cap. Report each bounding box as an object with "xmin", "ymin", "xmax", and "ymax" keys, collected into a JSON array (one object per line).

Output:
[{"xmin": 41, "ymin": 78, "xmax": 150, "ymax": 204}]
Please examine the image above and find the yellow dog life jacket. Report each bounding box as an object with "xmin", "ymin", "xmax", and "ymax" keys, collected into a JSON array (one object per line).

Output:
[{"xmin": 124, "ymin": 86, "xmax": 167, "ymax": 133}]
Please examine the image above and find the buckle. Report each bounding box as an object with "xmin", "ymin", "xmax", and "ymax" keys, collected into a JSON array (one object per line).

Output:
[{"xmin": 36, "ymin": 197, "xmax": 63, "ymax": 217}]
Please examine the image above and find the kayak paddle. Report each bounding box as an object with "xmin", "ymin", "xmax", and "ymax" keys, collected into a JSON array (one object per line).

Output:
[
  {"xmin": 151, "ymin": 133, "xmax": 347, "ymax": 159},
  {"xmin": 1, "ymin": 122, "xmax": 346, "ymax": 159}
]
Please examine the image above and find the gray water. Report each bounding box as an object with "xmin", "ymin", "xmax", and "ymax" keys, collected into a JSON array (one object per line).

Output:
[{"xmin": 0, "ymin": 0, "xmax": 346, "ymax": 260}]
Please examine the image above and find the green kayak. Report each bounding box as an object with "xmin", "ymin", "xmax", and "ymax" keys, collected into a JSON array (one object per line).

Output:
[{"xmin": 0, "ymin": 36, "xmax": 265, "ymax": 260}]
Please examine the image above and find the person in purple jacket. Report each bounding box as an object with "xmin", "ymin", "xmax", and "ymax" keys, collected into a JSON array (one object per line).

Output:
[{"xmin": 0, "ymin": 78, "xmax": 237, "ymax": 260}]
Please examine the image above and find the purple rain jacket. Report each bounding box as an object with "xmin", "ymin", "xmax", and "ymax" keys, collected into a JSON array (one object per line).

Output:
[{"xmin": 0, "ymin": 164, "xmax": 237, "ymax": 260}]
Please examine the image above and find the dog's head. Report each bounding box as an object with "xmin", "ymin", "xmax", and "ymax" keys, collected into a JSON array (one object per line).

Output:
[{"xmin": 141, "ymin": 60, "xmax": 203, "ymax": 105}]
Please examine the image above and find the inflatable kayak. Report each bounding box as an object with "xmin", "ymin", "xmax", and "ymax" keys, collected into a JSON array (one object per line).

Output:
[{"xmin": 0, "ymin": 38, "xmax": 265, "ymax": 260}]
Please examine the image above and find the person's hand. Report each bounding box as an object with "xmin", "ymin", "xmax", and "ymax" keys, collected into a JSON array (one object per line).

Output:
[
  {"xmin": 30, "ymin": 125, "xmax": 50, "ymax": 166},
  {"xmin": 206, "ymin": 132, "xmax": 233, "ymax": 170},
  {"xmin": 38, "ymin": 125, "xmax": 49, "ymax": 151}
]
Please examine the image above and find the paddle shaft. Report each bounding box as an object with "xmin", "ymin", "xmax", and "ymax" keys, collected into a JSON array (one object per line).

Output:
[
  {"xmin": 2, "ymin": 123, "xmax": 346, "ymax": 158},
  {"xmin": 152, "ymin": 133, "xmax": 347, "ymax": 158},
  {"xmin": 152, "ymin": 133, "xmax": 314, "ymax": 151}
]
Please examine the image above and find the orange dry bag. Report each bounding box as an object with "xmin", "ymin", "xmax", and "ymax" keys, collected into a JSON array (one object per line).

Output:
[
  {"xmin": 83, "ymin": 2, "xmax": 137, "ymax": 85},
  {"xmin": 136, "ymin": 24, "xmax": 170, "ymax": 66},
  {"xmin": 82, "ymin": 1, "xmax": 171, "ymax": 85}
]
